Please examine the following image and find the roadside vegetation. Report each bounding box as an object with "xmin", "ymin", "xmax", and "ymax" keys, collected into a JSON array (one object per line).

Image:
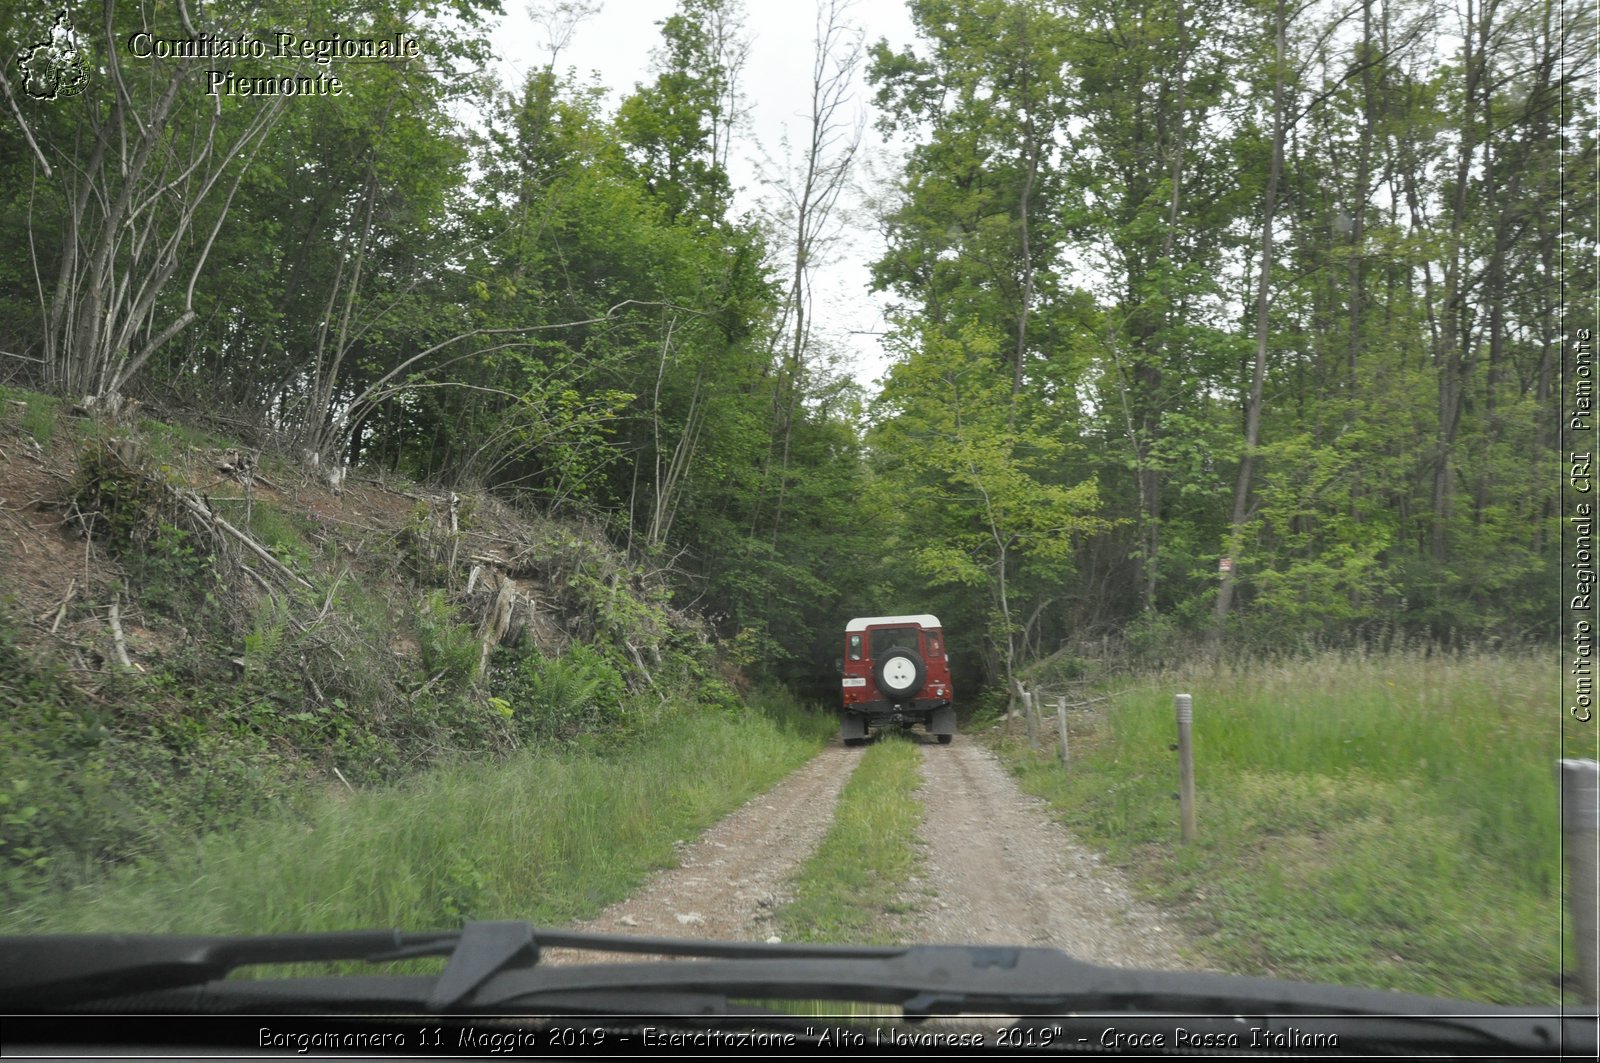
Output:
[
  {"xmin": 991, "ymin": 649, "xmax": 1561, "ymax": 1005},
  {"xmin": 776, "ymin": 735, "xmax": 926, "ymax": 947},
  {"xmin": 0, "ymin": 688, "xmax": 831, "ymax": 935},
  {"xmin": 0, "ymin": 0, "xmax": 1580, "ymax": 1005},
  {"xmin": 0, "ymin": 397, "xmax": 828, "ymax": 913}
]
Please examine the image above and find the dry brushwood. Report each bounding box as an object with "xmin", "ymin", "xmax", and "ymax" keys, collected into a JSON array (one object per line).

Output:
[
  {"xmin": 170, "ymin": 487, "xmax": 311, "ymax": 589},
  {"xmin": 49, "ymin": 578, "xmax": 76, "ymax": 633}
]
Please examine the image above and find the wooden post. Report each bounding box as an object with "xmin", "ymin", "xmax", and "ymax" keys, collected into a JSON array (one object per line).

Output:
[
  {"xmin": 1175, "ymin": 693, "xmax": 1196, "ymax": 844},
  {"xmin": 1056, "ymin": 695, "xmax": 1069, "ymax": 766},
  {"xmin": 1022, "ymin": 688, "xmax": 1038, "ymax": 748},
  {"xmin": 1561, "ymin": 759, "xmax": 1598, "ymax": 1006}
]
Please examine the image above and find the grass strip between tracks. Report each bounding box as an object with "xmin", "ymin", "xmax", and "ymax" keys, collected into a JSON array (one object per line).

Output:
[{"xmin": 776, "ymin": 734, "xmax": 925, "ymax": 947}]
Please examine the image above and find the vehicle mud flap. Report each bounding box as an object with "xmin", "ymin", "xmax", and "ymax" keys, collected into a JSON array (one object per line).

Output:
[
  {"xmin": 931, "ymin": 705, "xmax": 956, "ymax": 737},
  {"xmin": 840, "ymin": 713, "xmax": 867, "ymax": 742}
]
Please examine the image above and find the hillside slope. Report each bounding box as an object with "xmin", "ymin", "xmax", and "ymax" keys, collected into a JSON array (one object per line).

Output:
[{"xmin": 0, "ymin": 389, "xmax": 741, "ymax": 903}]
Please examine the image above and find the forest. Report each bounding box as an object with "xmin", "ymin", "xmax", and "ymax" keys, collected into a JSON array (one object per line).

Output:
[{"xmin": 1, "ymin": 0, "xmax": 1592, "ymax": 702}]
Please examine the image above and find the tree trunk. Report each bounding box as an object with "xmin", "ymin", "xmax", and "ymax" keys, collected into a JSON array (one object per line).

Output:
[
  {"xmin": 1430, "ymin": 0, "xmax": 1489, "ymax": 562},
  {"xmin": 1213, "ymin": 0, "xmax": 1289, "ymax": 639}
]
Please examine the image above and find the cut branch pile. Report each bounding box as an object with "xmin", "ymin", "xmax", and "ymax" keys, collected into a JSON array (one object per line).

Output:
[
  {"xmin": 67, "ymin": 435, "xmax": 313, "ymax": 600},
  {"xmin": 171, "ymin": 486, "xmax": 311, "ymax": 590}
]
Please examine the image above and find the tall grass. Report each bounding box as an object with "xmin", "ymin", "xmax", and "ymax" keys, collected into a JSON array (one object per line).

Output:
[
  {"xmin": 998, "ymin": 649, "xmax": 1563, "ymax": 1005},
  {"xmin": 1, "ymin": 386, "xmax": 62, "ymax": 448},
  {"xmin": 0, "ymin": 695, "xmax": 834, "ymax": 937},
  {"xmin": 777, "ymin": 735, "xmax": 925, "ymax": 946},
  {"xmin": 756, "ymin": 734, "xmax": 924, "ymax": 1020}
]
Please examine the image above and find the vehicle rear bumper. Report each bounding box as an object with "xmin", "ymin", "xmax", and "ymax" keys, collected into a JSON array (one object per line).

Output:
[{"xmin": 841, "ymin": 699, "xmax": 954, "ymax": 731}]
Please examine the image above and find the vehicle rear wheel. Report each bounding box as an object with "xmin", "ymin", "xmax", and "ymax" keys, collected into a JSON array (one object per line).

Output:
[
  {"xmin": 844, "ymin": 737, "xmax": 866, "ymax": 747},
  {"xmin": 937, "ymin": 733, "xmax": 953, "ymax": 745}
]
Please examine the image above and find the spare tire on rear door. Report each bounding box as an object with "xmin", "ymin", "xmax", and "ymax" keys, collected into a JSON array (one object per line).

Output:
[{"xmin": 873, "ymin": 647, "xmax": 926, "ymax": 702}]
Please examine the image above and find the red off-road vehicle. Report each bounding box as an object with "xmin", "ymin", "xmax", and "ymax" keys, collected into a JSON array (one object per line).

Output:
[{"xmin": 839, "ymin": 614, "xmax": 956, "ymax": 745}]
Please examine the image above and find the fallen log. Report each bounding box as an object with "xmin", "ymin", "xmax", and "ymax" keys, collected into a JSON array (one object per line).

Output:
[{"xmin": 107, "ymin": 598, "xmax": 135, "ymax": 671}]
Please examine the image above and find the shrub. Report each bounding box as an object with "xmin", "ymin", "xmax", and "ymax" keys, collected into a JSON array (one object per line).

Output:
[
  {"xmin": 67, "ymin": 438, "xmax": 218, "ymax": 621},
  {"xmin": 488, "ymin": 643, "xmax": 627, "ymax": 745},
  {"xmin": 415, "ymin": 591, "xmax": 479, "ymax": 688}
]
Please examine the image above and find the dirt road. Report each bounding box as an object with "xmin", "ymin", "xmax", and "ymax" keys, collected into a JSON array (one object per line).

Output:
[
  {"xmin": 547, "ymin": 744, "xmax": 862, "ymax": 961},
  {"xmin": 910, "ymin": 738, "xmax": 1191, "ymax": 969},
  {"xmin": 547, "ymin": 734, "xmax": 1194, "ymax": 971}
]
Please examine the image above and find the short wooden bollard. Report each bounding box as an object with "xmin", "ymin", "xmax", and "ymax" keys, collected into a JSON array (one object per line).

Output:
[
  {"xmin": 1175, "ymin": 693, "xmax": 1196, "ymax": 844},
  {"xmin": 1561, "ymin": 759, "xmax": 1598, "ymax": 1006},
  {"xmin": 1056, "ymin": 695, "xmax": 1069, "ymax": 766},
  {"xmin": 1023, "ymin": 689, "xmax": 1039, "ymax": 748}
]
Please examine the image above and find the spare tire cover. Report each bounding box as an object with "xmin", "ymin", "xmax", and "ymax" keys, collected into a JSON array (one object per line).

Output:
[{"xmin": 874, "ymin": 647, "xmax": 926, "ymax": 700}]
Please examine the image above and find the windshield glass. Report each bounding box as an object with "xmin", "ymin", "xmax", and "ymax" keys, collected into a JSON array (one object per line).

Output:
[
  {"xmin": 868, "ymin": 627, "xmax": 922, "ymax": 657},
  {"xmin": 0, "ymin": 0, "xmax": 1587, "ymax": 1049}
]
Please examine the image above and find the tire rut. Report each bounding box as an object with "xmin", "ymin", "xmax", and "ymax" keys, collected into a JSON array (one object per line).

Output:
[
  {"xmin": 544, "ymin": 741, "xmax": 861, "ymax": 964},
  {"xmin": 907, "ymin": 737, "xmax": 1194, "ymax": 970}
]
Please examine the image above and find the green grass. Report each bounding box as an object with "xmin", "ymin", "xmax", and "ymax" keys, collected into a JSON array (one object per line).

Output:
[
  {"xmin": 0, "ymin": 694, "xmax": 833, "ymax": 937},
  {"xmin": 777, "ymin": 735, "xmax": 925, "ymax": 946},
  {"xmin": 992, "ymin": 649, "xmax": 1564, "ymax": 1005},
  {"xmin": 0, "ymin": 385, "xmax": 63, "ymax": 448},
  {"xmin": 137, "ymin": 417, "xmax": 232, "ymax": 464},
  {"xmin": 243, "ymin": 502, "xmax": 317, "ymax": 568}
]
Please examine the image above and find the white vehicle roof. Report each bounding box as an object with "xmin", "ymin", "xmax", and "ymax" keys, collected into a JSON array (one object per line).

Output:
[{"xmin": 845, "ymin": 614, "xmax": 942, "ymax": 632}]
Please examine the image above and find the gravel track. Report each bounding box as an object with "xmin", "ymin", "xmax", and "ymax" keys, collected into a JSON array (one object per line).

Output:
[
  {"xmin": 545, "ymin": 732, "xmax": 1196, "ymax": 974},
  {"xmin": 907, "ymin": 737, "xmax": 1193, "ymax": 969},
  {"xmin": 544, "ymin": 743, "xmax": 861, "ymax": 963}
]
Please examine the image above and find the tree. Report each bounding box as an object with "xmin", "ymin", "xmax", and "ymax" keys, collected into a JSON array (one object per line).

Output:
[
  {"xmin": 870, "ymin": 323, "xmax": 1102, "ymax": 694},
  {"xmin": 1213, "ymin": 0, "xmax": 1290, "ymax": 636},
  {"xmin": 615, "ymin": 0, "xmax": 748, "ymax": 226},
  {"xmin": 869, "ymin": 0, "xmax": 1074, "ymax": 399},
  {"xmin": 17, "ymin": 2, "xmax": 290, "ymax": 407},
  {"xmin": 753, "ymin": 0, "xmax": 865, "ymax": 546},
  {"xmin": 1063, "ymin": 0, "xmax": 1249, "ymax": 616}
]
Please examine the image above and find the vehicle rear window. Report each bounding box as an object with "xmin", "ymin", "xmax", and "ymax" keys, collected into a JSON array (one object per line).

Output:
[
  {"xmin": 847, "ymin": 633, "xmax": 862, "ymax": 660},
  {"xmin": 926, "ymin": 631, "xmax": 942, "ymax": 657},
  {"xmin": 869, "ymin": 627, "xmax": 920, "ymax": 657}
]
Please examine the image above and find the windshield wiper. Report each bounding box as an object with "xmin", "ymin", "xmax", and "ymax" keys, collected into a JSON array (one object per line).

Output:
[
  {"xmin": 3, "ymin": 921, "xmax": 1591, "ymax": 1056},
  {"xmin": 0, "ymin": 920, "xmax": 898, "ymax": 1011}
]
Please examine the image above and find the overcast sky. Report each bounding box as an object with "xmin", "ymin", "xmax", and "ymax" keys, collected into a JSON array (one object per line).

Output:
[{"xmin": 490, "ymin": 0, "xmax": 922, "ymax": 389}]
